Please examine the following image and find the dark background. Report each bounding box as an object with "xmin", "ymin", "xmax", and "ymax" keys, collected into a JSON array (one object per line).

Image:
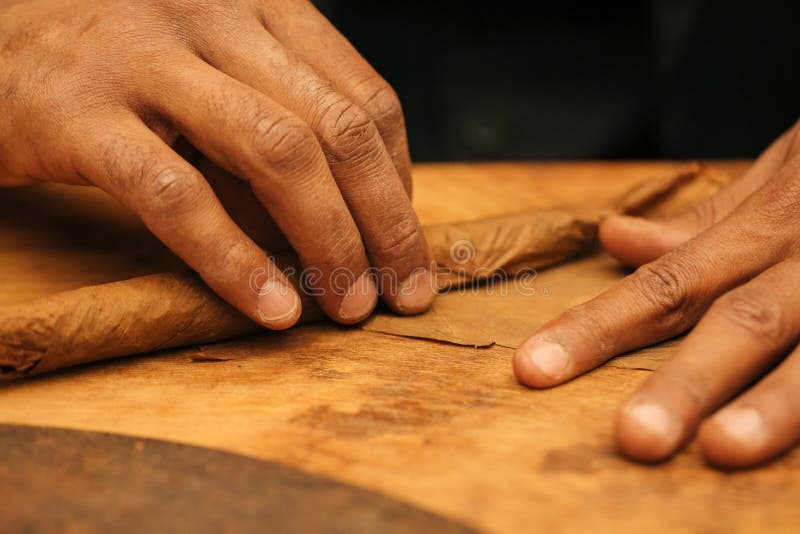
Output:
[{"xmin": 315, "ymin": 1, "xmax": 800, "ymax": 161}]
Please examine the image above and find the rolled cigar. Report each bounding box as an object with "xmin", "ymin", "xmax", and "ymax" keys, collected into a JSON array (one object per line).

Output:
[
  {"xmin": 0, "ymin": 164, "xmax": 725, "ymax": 379},
  {"xmin": 0, "ymin": 261, "xmax": 324, "ymax": 379},
  {"xmin": 426, "ymin": 162, "xmax": 717, "ymax": 285}
]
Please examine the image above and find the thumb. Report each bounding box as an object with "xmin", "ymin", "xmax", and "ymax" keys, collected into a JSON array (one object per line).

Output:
[
  {"xmin": 600, "ymin": 125, "xmax": 800, "ymax": 267},
  {"xmin": 599, "ymin": 188, "xmax": 737, "ymax": 267}
]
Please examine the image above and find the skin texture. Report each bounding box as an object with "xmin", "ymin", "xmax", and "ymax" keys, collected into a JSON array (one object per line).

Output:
[
  {"xmin": 515, "ymin": 121, "xmax": 800, "ymax": 469},
  {"xmin": 2, "ymin": 1, "xmax": 796, "ymax": 471},
  {"xmin": 0, "ymin": 0, "xmax": 436, "ymax": 330}
]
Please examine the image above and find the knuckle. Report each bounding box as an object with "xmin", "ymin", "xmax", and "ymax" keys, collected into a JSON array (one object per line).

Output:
[
  {"xmin": 318, "ymin": 99, "xmax": 382, "ymax": 163},
  {"xmin": 144, "ymin": 168, "xmax": 204, "ymax": 214},
  {"xmin": 560, "ymin": 303, "xmax": 615, "ymax": 356},
  {"xmin": 252, "ymin": 116, "xmax": 318, "ymax": 173},
  {"xmin": 323, "ymin": 231, "xmax": 365, "ymax": 271},
  {"xmin": 213, "ymin": 236, "xmax": 257, "ymax": 285},
  {"xmin": 374, "ymin": 216, "xmax": 423, "ymax": 264},
  {"xmin": 631, "ymin": 259, "xmax": 694, "ymax": 329},
  {"xmin": 358, "ymin": 80, "xmax": 404, "ymax": 126},
  {"xmin": 712, "ymin": 290, "xmax": 786, "ymax": 345},
  {"xmin": 685, "ymin": 197, "xmax": 719, "ymax": 230},
  {"xmin": 753, "ymin": 178, "xmax": 800, "ymax": 229}
]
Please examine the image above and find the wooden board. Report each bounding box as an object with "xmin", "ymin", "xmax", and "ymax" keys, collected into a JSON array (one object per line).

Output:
[
  {"xmin": 1, "ymin": 161, "xmax": 799, "ymax": 533},
  {"xmin": 0, "ymin": 424, "xmax": 474, "ymax": 533}
]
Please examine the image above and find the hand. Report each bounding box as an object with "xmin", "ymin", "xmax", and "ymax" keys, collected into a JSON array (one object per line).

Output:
[
  {"xmin": 0, "ymin": 0, "xmax": 436, "ymax": 328},
  {"xmin": 514, "ymin": 121, "xmax": 800, "ymax": 468}
]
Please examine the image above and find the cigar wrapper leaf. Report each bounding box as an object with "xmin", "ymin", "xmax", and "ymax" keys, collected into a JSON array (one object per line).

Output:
[{"xmin": 0, "ymin": 164, "xmax": 726, "ymax": 379}]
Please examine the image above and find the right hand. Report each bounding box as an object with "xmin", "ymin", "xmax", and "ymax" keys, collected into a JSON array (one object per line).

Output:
[{"xmin": 0, "ymin": 0, "xmax": 436, "ymax": 328}]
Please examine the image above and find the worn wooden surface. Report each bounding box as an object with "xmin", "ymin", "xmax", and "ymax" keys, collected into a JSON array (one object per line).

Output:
[
  {"xmin": 0, "ymin": 424, "xmax": 474, "ymax": 533},
  {"xmin": 1, "ymin": 162, "xmax": 798, "ymax": 533}
]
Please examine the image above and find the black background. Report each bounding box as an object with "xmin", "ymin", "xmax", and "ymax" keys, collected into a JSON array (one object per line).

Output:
[{"xmin": 316, "ymin": 1, "xmax": 800, "ymax": 161}]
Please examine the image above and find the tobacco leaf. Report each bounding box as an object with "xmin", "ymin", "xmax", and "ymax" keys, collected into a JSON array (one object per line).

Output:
[
  {"xmin": 0, "ymin": 164, "xmax": 725, "ymax": 379},
  {"xmin": 363, "ymin": 164, "xmax": 727, "ymax": 350}
]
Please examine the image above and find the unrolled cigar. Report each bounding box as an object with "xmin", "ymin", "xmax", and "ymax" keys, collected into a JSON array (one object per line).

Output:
[{"xmin": 0, "ymin": 164, "xmax": 725, "ymax": 380}]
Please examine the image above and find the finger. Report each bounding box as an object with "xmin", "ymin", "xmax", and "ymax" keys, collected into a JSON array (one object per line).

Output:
[
  {"xmin": 73, "ymin": 113, "xmax": 301, "ymax": 329},
  {"xmin": 513, "ymin": 206, "xmax": 791, "ymax": 389},
  {"xmin": 196, "ymin": 25, "xmax": 435, "ymax": 314},
  {"xmin": 197, "ymin": 158, "xmax": 290, "ymax": 252},
  {"xmin": 262, "ymin": 0, "xmax": 414, "ymax": 196},
  {"xmin": 615, "ymin": 257, "xmax": 800, "ymax": 463},
  {"xmin": 147, "ymin": 56, "xmax": 379, "ymax": 324},
  {"xmin": 0, "ymin": 165, "xmax": 35, "ymax": 186},
  {"xmin": 600, "ymin": 123, "xmax": 800, "ymax": 267},
  {"xmin": 699, "ymin": 343, "xmax": 800, "ymax": 469}
]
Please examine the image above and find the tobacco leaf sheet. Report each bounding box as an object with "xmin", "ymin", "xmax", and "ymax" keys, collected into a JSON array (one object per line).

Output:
[
  {"xmin": 363, "ymin": 252, "xmax": 621, "ymax": 349},
  {"xmin": 362, "ymin": 165, "xmax": 727, "ymax": 366},
  {"xmin": 0, "ymin": 164, "xmax": 725, "ymax": 379}
]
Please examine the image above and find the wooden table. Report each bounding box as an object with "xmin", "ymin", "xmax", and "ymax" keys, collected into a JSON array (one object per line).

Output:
[{"xmin": 1, "ymin": 162, "xmax": 798, "ymax": 533}]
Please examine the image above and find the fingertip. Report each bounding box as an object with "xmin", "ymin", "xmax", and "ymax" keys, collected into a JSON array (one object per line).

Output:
[
  {"xmin": 513, "ymin": 339, "xmax": 571, "ymax": 388},
  {"xmin": 256, "ymin": 278, "xmax": 303, "ymax": 330},
  {"xmin": 389, "ymin": 267, "xmax": 437, "ymax": 315},
  {"xmin": 335, "ymin": 270, "xmax": 379, "ymax": 325},
  {"xmin": 615, "ymin": 398, "xmax": 685, "ymax": 463},
  {"xmin": 699, "ymin": 407, "xmax": 770, "ymax": 469}
]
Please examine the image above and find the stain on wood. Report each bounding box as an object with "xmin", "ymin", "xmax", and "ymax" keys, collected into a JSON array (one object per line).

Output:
[
  {"xmin": 0, "ymin": 424, "xmax": 475, "ymax": 533},
  {"xmin": 2, "ymin": 162, "xmax": 799, "ymax": 533}
]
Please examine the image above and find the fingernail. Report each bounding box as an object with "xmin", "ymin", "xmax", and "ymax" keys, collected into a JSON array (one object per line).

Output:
[
  {"xmin": 713, "ymin": 406, "xmax": 766, "ymax": 448},
  {"xmin": 256, "ymin": 278, "xmax": 301, "ymax": 329},
  {"xmin": 394, "ymin": 268, "xmax": 436, "ymax": 315},
  {"xmin": 623, "ymin": 400, "xmax": 683, "ymax": 453},
  {"xmin": 520, "ymin": 340, "xmax": 570, "ymax": 381},
  {"xmin": 338, "ymin": 271, "xmax": 378, "ymax": 324},
  {"xmin": 615, "ymin": 215, "xmax": 662, "ymax": 231}
]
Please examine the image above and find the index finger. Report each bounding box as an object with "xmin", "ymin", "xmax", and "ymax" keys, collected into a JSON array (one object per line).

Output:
[
  {"xmin": 75, "ymin": 113, "xmax": 302, "ymax": 330},
  {"xmin": 513, "ymin": 216, "xmax": 785, "ymax": 389}
]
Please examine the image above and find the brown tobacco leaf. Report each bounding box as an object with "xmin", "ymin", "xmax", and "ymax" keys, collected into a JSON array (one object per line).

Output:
[
  {"xmin": 364, "ymin": 164, "xmax": 728, "ymax": 348},
  {"xmin": 0, "ymin": 164, "xmax": 726, "ymax": 379},
  {"xmin": 363, "ymin": 253, "xmax": 622, "ymax": 349},
  {"xmin": 423, "ymin": 162, "xmax": 726, "ymax": 288},
  {"xmin": 0, "ymin": 265, "xmax": 323, "ymax": 380},
  {"xmin": 0, "ymin": 273, "xmax": 259, "ymax": 379}
]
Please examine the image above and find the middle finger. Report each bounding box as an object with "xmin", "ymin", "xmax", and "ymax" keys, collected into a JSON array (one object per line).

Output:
[
  {"xmin": 616, "ymin": 256, "xmax": 800, "ymax": 462},
  {"xmin": 146, "ymin": 54, "xmax": 377, "ymax": 324},
  {"xmin": 198, "ymin": 18, "xmax": 436, "ymax": 314}
]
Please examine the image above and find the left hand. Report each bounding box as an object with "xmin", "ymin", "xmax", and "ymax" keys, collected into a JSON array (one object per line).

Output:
[{"xmin": 514, "ymin": 121, "xmax": 800, "ymax": 469}]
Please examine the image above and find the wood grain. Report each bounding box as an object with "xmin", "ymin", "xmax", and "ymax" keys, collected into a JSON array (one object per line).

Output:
[
  {"xmin": 0, "ymin": 424, "xmax": 474, "ymax": 533},
  {"xmin": 1, "ymin": 161, "xmax": 797, "ymax": 533}
]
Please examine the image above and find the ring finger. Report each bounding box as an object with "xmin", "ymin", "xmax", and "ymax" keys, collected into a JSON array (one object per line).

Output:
[
  {"xmin": 699, "ymin": 339, "xmax": 800, "ymax": 468},
  {"xmin": 144, "ymin": 54, "xmax": 378, "ymax": 324},
  {"xmin": 615, "ymin": 256, "xmax": 800, "ymax": 462},
  {"xmin": 197, "ymin": 19, "xmax": 435, "ymax": 314}
]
